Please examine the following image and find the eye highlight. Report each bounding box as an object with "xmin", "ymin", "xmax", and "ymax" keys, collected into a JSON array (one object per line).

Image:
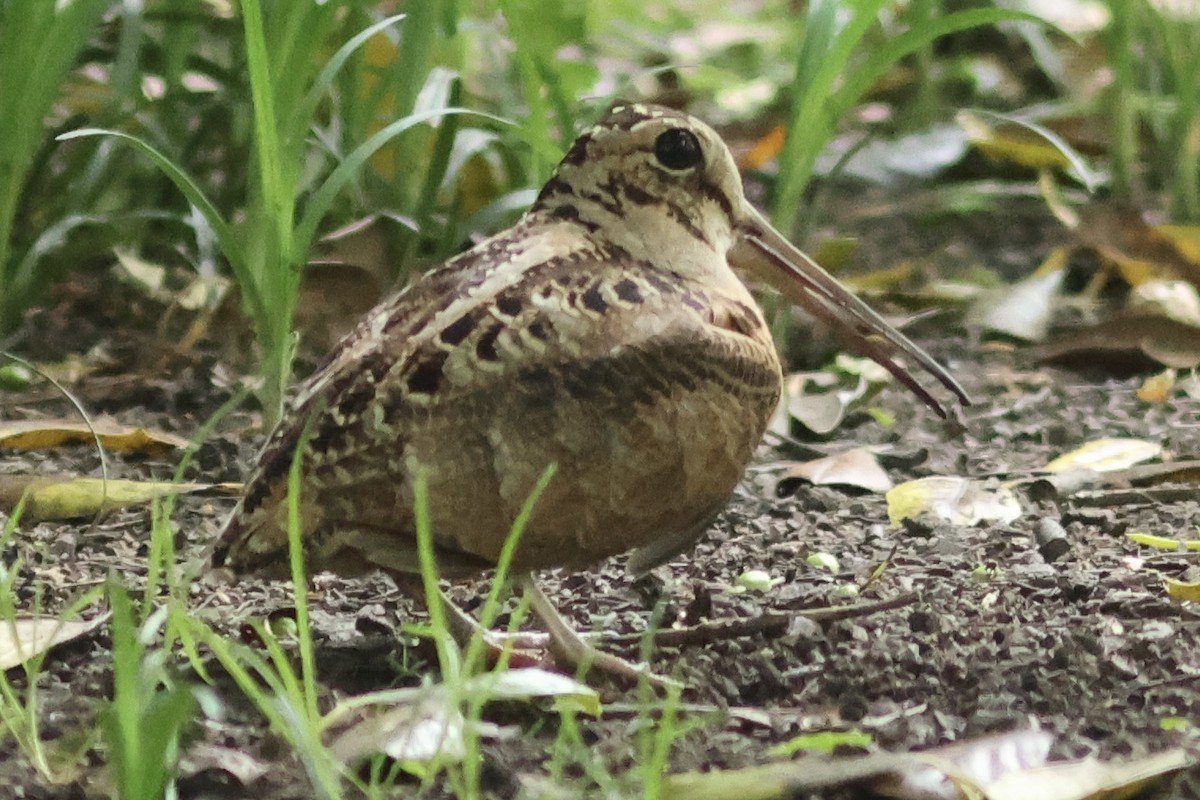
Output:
[{"xmin": 653, "ymin": 128, "xmax": 704, "ymax": 171}]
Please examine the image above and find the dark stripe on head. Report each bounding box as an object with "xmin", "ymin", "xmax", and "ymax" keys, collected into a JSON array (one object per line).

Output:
[
  {"xmin": 622, "ymin": 182, "xmax": 656, "ymax": 206},
  {"xmin": 581, "ymin": 189, "xmax": 623, "ymax": 217},
  {"xmin": 534, "ymin": 175, "xmax": 573, "ymax": 206},
  {"xmin": 661, "ymin": 197, "xmax": 708, "ymax": 244},
  {"xmin": 696, "ymin": 176, "xmax": 735, "ymax": 222},
  {"xmin": 546, "ymin": 203, "xmax": 600, "ymax": 232},
  {"xmin": 560, "ymin": 131, "xmax": 593, "ymax": 166}
]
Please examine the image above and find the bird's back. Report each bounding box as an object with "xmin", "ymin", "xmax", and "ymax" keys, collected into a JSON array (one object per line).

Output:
[{"xmin": 212, "ymin": 213, "xmax": 782, "ymax": 578}]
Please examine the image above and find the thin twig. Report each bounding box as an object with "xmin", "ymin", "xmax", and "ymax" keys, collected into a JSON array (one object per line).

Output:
[{"xmin": 601, "ymin": 592, "xmax": 918, "ymax": 649}]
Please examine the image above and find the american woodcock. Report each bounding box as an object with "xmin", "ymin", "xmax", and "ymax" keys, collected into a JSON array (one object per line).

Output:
[{"xmin": 211, "ymin": 103, "xmax": 969, "ymax": 678}]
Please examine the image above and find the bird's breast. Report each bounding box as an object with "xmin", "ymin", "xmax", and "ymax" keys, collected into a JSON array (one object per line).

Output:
[{"xmin": 422, "ymin": 316, "xmax": 784, "ymax": 571}]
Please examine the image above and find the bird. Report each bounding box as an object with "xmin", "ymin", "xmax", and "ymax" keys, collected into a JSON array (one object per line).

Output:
[{"xmin": 210, "ymin": 103, "xmax": 969, "ymax": 681}]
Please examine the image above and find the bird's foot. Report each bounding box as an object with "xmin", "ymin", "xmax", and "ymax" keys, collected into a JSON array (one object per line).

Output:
[{"xmin": 522, "ymin": 578, "xmax": 681, "ymax": 690}]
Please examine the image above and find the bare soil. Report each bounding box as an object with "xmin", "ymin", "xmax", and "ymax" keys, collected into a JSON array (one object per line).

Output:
[{"xmin": 1, "ymin": 190, "xmax": 1198, "ymax": 798}]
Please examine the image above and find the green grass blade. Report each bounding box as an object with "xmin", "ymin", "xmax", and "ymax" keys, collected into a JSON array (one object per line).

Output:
[
  {"xmin": 0, "ymin": 0, "xmax": 109, "ymax": 330},
  {"xmin": 54, "ymin": 128, "xmax": 258, "ymax": 322},
  {"xmin": 294, "ymin": 107, "xmax": 509, "ymax": 257},
  {"xmin": 833, "ymin": 9, "xmax": 1056, "ymax": 125},
  {"xmin": 969, "ymin": 109, "xmax": 1101, "ymax": 193},
  {"xmin": 407, "ymin": 76, "xmax": 464, "ymax": 254},
  {"xmin": 180, "ymin": 614, "xmax": 344, "ymax": 799},
  {"xmin": 412, "ymin": 470, "xmax": 458, "ymax": 680},
  {"xmin": 774, "ymin": 5, "xmax": 1054, "ymax": 233},
  {"xmin": 773, "ymin": 0, "xmax": 889, "ymax": 231},
  {"xmin": 241, "ymin": 0, "xmax": 294, "ymax": 269},
  {"xmin": 292, "ymin": 13, "xmax": 407, "ymax": 135},
  {"xmin": 462, "ymin": 463, "xmax": 557, "ymax": 675},
  {"xmin": 285, "ymin": 418, "xmax": 319, "ymax": 725},
  {"xmin": 377, "ymin": 0, "xmax": 449, "ymax": 214}
]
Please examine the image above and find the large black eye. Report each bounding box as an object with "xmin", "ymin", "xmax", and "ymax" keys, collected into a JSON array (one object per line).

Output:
[{"xmin": 654, "ymin": 128, "xmax": 704, "ymax": 171}]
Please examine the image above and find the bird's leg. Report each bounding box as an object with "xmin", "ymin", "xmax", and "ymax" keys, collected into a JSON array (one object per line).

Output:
[
  {"xmin": 435, "ymin": 585, "xmax": 550, "ymax": 654},
  {"xmin": 389, "ymin": 572, "xmax": 547, "ymax": 667},
  {"xmin": 520, "ymin": 576, "xmax": 680, "ymax": 689},
  {"xmin": 391, "ymin": 571, "xmax": 677, "ymax": 686}
]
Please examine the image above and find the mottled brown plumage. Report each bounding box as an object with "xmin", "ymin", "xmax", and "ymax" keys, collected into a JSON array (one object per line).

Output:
[{"xmin": 211, "ymin": 104, "xmax": 966, "ymax": 676}]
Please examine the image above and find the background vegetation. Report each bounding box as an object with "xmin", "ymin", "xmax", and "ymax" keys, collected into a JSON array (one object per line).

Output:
[{"xmin": 1, "ymin": 0, "xmax": 1198, "ymax": 797}]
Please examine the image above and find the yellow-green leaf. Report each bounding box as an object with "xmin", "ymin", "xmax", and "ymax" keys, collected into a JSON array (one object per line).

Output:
[
  {"xmin": 1126, "ymin": 532, "xmax": 1200, "ymax": 551},
  {"xmin": 768, "ymin": 728, "xmax": 873, "ymax": 757},
  {"xmin": 0, "ymin": 418, "xmax": 189, "ymax": 456},
  {"xmin": 1164, "ymin": 577, "xmax": 1200, "ymax": 602},
  {"xmin": 0, "ymin": 475, "xmax": 228, "ymax": 521}
]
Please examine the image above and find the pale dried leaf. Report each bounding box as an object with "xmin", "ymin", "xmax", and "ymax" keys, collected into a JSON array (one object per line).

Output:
[
  {"xmin": 837, "ymin": 124, "xmax": 970, "ymax": 184},
  {"xmin": 327, "ymin": 689, "xmax": 467, "ymax": 764},
  {"xmin": 785, "ymin": 373, "xmax": 871, "ymax": 435},
  {"xmin": 781, "ymin": 448, "xmax": 893, "ymax": 493},
  {"xmin": 0, "ymin": 614, "xmax": 109, "ymax": 670},
  {"xmin": 468, "ymin": 668, "xmax": 601, "ymax": 716},
  {"xmin": 886, "ymin": 477, "xmax": 1022, "ymax": 527},
  {"xmin": 327, "ymin": 669, "xmax": 598, "ymax": 765},
  {"xmin": 114, "ymin": 248, "xmax": 166, "ymax": 295},
  {"xmin": 1128, "ymin": 279, "xmax": 1200, "ymax": 325},
  {"xmin": 985, "ymin": 748, "xmax": 1191, "ymax": 800},
  {"xmin": 179, "ymin": 744, "xmax": 270, "ymax": 788},
  {"xmin": 875, "ymin": 728, "xmax": 1053, "ymax": 799},
  {"xmin": 967, "ymin": 263, "xmax": 1065, "ymax": 342},
  {"xmin": 1043, "ymin": 438, "xmax": 1162, "ymax": 473}
]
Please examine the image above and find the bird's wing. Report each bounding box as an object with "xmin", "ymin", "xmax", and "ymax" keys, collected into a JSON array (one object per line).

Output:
[{"xmin": 212, "ymin": 223, "xmax": 776, "ymax": 576}]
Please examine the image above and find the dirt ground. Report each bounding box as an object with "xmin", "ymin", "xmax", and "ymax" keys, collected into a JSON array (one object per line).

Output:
[{"xmin": 1, "ymin": 190, "xmax": 1198, "ymax": 798}]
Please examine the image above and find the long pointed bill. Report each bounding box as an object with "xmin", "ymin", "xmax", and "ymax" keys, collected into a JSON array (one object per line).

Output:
[{"xmin": 729, "ymin": 204, "xmax": 970, "ymax": 419}]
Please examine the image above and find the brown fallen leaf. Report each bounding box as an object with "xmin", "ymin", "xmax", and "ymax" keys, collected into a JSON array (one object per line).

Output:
[
  {"xmin": 0, "ymin": 474, "xmax": 237, "ymax": 522},
  {"xmin": 1076, "ymin": 203, "xmax": 1200, "ymax": 289},
  {"xmin": 1098, "ymin": 460, "xmax": 1200, "ymax": 487},
  {"xmin": 1029, "ymin": 311, "xmax": 1200, "ymax": 370},
  {"xmin": 738, "ymin": 124, "xmax": 786, "ymax": 170},
  {"xmin": 1028, "ymin": 462, "xmax": 1200, "ymax": 503},
  {"xmin": 294, "ymin": 261, "xmax": 385, "ymax": 353},
  {"xmin": 0, "ymin": 417, "xmax": 189, "ymax": 456}
]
